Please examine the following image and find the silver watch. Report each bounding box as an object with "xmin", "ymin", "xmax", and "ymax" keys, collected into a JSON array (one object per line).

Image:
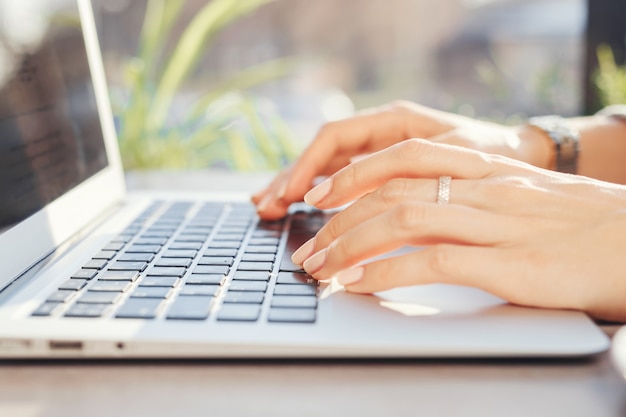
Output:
[{"xmin": 527, "ymin": 115, "xmax": 580, "ymax": 174}]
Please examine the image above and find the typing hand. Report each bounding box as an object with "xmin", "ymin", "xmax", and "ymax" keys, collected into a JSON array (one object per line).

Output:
[
  {"xmin": 291, "ymin": 139, "xmax": 626, "ymax": 322},
  {"xmin": 252, "ymin": 101, "xmax": 550, "ymax": 220}
]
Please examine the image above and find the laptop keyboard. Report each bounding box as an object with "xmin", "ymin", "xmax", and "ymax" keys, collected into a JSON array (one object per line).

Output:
[{"xmin": 31, "ymin": 201, "xmax": 323, "ymax": 323}]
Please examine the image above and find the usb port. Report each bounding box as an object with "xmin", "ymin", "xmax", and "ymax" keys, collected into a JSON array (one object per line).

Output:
[{"xmin": 49, "ymin": 340, "xmax": 83, "ymax": 350}]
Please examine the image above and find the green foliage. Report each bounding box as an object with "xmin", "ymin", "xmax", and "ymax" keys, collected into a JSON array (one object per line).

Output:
[
  {"xmin": 113, "ymin": 0, "xmax": 299, "ymax": 170},
  {"xmin": 595, "ymin": 45, "xmax": 626, "ymax": 107}
]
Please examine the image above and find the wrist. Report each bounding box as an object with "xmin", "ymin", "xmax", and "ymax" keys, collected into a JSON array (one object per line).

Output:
[{"xmin": 514, "ymin": 124, "xmax": 555, "ymax": 170}]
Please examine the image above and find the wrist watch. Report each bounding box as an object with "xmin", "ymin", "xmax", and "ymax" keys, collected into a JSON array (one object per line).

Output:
[{"xmin": 527, "ymin": 115, "xmax": 580, "ymax": 174}]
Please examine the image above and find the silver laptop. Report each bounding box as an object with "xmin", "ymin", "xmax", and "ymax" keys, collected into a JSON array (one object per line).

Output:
[{"xmin": 0, "ymin": 0, "xmax": 609, "ymax": 359}]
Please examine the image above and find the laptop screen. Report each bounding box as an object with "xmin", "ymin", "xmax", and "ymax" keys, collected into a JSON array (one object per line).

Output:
[{"xmin": 0, "ymin": 2, "xmax": 108, "ymax": 231}]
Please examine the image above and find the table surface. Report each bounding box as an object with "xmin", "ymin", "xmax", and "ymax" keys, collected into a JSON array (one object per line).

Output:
[{"xmin": 1, "ymin": 171, "xmax": 625, "ymax": 417}]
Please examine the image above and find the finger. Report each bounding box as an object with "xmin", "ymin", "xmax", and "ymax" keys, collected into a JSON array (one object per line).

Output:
[
  {"xmin": 304, "ymin": 139, "xmax": 501, "ymax": 209},
  {"xmin": 280, "ymin": 109, "xmax": 426, "ymax": 205},
  {"xmin": 331, "ymin": 244, "xmax": 504, "ymax": 295},
  {"xmin": 303, "ymin": 203, "xmax": 525, "ymax": 280},
  {"xmin": 254, "ymin": 169, "xmax": 292, "ymax": 220},
  {"xmin": 334, "ymin": 244, "xmax": 579, "ymax": 313}
]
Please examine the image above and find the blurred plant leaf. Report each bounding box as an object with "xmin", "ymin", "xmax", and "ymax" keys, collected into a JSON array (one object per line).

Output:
[
  {"xmin": 595, "ymin": 45, "xmax": 626, "ymax": 106},
  {"xmin": 115, "ymin": 0, "xmax": 299, "ymax": 172},
  {"xmin": 147, "ymin": 0, "xmax": 276, "ymax": 132},
  {"xmin": 187, "ymin": 57, "xmax": 296, "ymax": 121}
]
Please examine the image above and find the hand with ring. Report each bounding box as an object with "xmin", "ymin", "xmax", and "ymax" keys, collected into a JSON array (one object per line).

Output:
[
  {"xmin": 252, "ymin": 101, "xmax": 556, "ymax": 220},
  {"xmin": 290, "ymin": 139, "xmax": 626, "ymax": 322}
]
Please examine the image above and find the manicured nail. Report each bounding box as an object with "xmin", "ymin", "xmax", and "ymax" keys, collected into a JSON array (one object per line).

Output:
[
  {"xmin": 304, "ymin": 178, "xmax": 333, "ymax": 206},
  {"xmin": 291, "ymin": 238, "xmax": 315, "ymax": 266},
  {"xmin": 303, "ymin": 249, "xmax": 327, "ymax": 274},
  {"xmin": 334, "ymin": 267, "xmax": 364, "ymax": 287},
  {"xmin": 277, "ymin": 180, "xmax": 289, "ymax": 200},
  {"xmin": 257, "ymin": 193, "xmax": 273, "ymax": 212}
]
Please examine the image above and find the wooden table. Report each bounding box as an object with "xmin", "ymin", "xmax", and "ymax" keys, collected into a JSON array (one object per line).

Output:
[{"xmin": 1, "ymin": 171, "xmax": 624, "ymax": 417}]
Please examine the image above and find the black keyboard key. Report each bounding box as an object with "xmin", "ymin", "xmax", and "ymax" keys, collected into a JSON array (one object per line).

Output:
[
  {"xmin": 134, "ymin": 237, "xmax": 168, "ymax": 245},
  {"xmin": 83, "ymin": 259, "xmax": 108, "ymax": 270},
  {"xmin": 103, "ymin": 242, "xmax": 125, "ymax": 251},
  {"xmin": 179, "ymin": 284, "xmax": 220, "ymax": 296},
  {"xmin": 229, "ymin": 281, "xmax": 268, "ymax": 292},
  {"xmin": 89, "ymin": 281, "xmax": 132, "ymax": 292},
  {"xmin": 204, "ymin": 248, "xmax": 238, "ymax": 257},
  {"xmin": 256, "ymin": 220, "xmax": 284, "ymax": 231},
  {"xmin": 116, "ymin": 299, "xmax": 163, "ymax": 319},
  {"xmin": 273, "ymin": 284, "xmax": 317, "ymax": 296},
  {"xmin": 117, "ymin": 253, "xmax": 155, "ymax": 263},
  {"xmin": 237, "ymin": 262, "xmax": 273, "ymax": 272},
  {"xmin": 245, "ymin": 245, "xmax": 278, "ymax": 254},
  {"xmin": 271, "ymin": 296, "xmax": 317, "ymax": 308},
  {"xmin": 232, "ymin": 271, "xmax": 271, "ymax": 281},
  {"xmin": 71, "ymin": 269, "xmax": 98, "ymax": 280},
  {"xmin": 58, "ymin": 279, "xmax": 88, "ymax": 291},
  {"xmin": 162, "ymin": 249, "xmax": 197, "ymax": 259},
  {"xmin": 223, "ymin": 292, "xmax": 264, "ymax": 304},
  {"xmin": 208, "ymin": 241, "xmax": 240, "ymax": 249},
  {"xmin": 249, "ymin": 237, "xmax": 280, "ymax": 246},
  {"xmin": 98, "ymin": 270, "xmax": 140, "ymax": 281},
  {"xmin": 193, "ymin": 265, "xmax": 229, "ymax": 275},
  {"xmin": 217, "ymin": 304, "xmax": 261, "ymax": 322},
  {"xmin": 268, "ymin": 308, "xmax": 316, "ymax": 323},
  {"xmin": 65, "ymin": 303, "xmax": 109, "ymax": 318},
  {"xmin": 147, "ymin": 267, "xmax": 186, "ymax": 277},
  {"xmin": 197, "ymin": 256, "xmax": 234, "ymax": 266},
  {"xmin": 139, "ymin": 277, "xmax": 180, "ymax": 287},
  {"xmin": 126, "ymin": 244, "xmax": 161, "ymax": 254},
  {"xmin": 32, "ymin": 302, "xmax": 62, "ymax": 316},
  {"xmin": 251, "ymin": 230, "xmax": 281, "ymax": 238},
  {"xmin": 186, "ymin": 274, "xmax": 224, "ymax": 285},
  {"xmin": 213, "ymin": 233, "xmax": 245, "ymax": 241},
  {"xmin": 281, "ymin": 232, "xmax": 315, "ymax": 272},
  {"xmin": 279, "ymin": 257, "xmax": 304, "ymax": 273},
  {"xmin": 93, "ymin": 250, "xmax": 116, "ymax": 260},
  {"xmin": 130, "ymin": 287, "xmax": 173, "ymax": 299},
  {"xmin": 219, "ymin": 227, "xmax": 248, "ymax": 234},
  {"xmin": 108, "ymin": 261, "xmax": 148, "ymax": 272},
  {"xmin": 155, "ymin": 258, "xmax": 192, "ymax": 268},
  {"xmin": 166, "ymin": 296, "xmax": 213, "ymax": 320},
  {"xmin": 169, "ymin": 241, "xmax": 203, "ymax": 250},
  {"xmin": 242, "ymin": 253, "xmax": 275, "ymax": 262},
  {"xmin": 276, "ymin": 272, "xmax": 317, "ymax": 285},
  {"xmin": 77, "ymin": 291, "xmax": 122, "ymax": 304},
  {"xmin": 141, "ymin": 230, "xmax": 174, "ymax": 238},
  {"xmin": 111, "ymin": 234, "xmax": 134, "ymax": 243},
  {"xmin": 47, "ymin": 290, "xmax": 77, "ymax": 303},
  {"xmin": 176, "ymin": 234, "xmax": 208, "ymax": 242}
]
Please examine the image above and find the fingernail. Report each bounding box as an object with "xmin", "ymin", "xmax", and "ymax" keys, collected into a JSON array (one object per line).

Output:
[
  {"xmin": 303, "ymin": 249, "xmax": 327, "ymax": 274},
  {"xmin": 277, "ymin": 180, "xmax": 289, "ymax": 200},
  {"xmin": 334, "ymin": 267, "xmax": 364, "ymax": 287},
  {"xmin": 257, "ymin": 194, "xmax": 273, "ymax": 212},
  {"xmin": 304, "ymin": 178, "xmax": 332, "ymax": 206},
  {"xmin": 291, "ymin": 238, "xmax": 315, "ymax": 266}
]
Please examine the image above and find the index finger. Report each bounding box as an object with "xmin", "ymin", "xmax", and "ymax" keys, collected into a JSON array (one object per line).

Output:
[{"xmin": 304, "ymin": 139, "xmax": 501, "ymax": 209}]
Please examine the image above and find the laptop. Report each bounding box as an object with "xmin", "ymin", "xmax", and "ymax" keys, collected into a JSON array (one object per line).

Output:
[{"xmin": 0, "ymin": 0, "xmax": 609, "ymax": 359}]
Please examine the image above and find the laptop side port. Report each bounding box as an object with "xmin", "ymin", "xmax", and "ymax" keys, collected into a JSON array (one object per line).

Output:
[{"xmin": 49, "ymin": 340, "xmax": 83, "ymax": 351}]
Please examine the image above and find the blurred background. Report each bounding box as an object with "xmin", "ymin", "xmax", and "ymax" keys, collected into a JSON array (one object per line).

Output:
[{"xmin": 91, "ymin": 0, "xmax": 626, "ymax": 171}]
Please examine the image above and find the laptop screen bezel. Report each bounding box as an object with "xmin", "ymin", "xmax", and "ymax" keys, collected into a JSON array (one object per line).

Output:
[{"xmin": 0, "ymin": 0, "xmax": 126, "ymax": 288}]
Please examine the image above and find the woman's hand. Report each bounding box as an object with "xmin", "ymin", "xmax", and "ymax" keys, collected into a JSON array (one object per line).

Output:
[
  {"xmin": 253, "ymin": 101, "xmax": 552, "ymax": 220},
  {"xmin": 291, "ymin": 139, "xmax": 626, "ymax": 322}
]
